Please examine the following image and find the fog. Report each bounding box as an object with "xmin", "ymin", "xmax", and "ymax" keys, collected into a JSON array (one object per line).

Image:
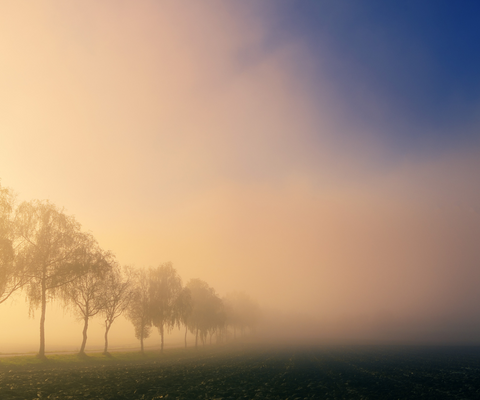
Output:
[{"xmin": 1, "ymin": 1, "xmax": 480, "ymax": 354}]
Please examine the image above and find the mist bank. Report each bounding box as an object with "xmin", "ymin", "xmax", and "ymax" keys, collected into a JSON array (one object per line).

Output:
[
  {"xmin": 2, "ymin": 302, "xmax": 479, "ymax": 356},
  {"xmin": 255, "ymin": 309, "xmax": 480, "ymax": 346}
]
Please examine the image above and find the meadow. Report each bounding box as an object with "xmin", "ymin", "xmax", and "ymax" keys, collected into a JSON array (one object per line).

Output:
[{"xmin": 1, "ymin": 344, "xmax": 480, "ymax": 399}]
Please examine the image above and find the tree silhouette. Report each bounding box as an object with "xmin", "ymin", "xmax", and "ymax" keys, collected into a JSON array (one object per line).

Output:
[
  {"xmin": 224, "ymin": 291, "xmax": 261, "ymax": 339},
  {"xmin": 99, "ymin": 264, "xmax": 135, "ymax": 355},
  {"xmin": 149, "ymin": 263, "xmax": 182, "ymax": 353},
  {"xmin": 15, "ymin": 200, "xmax": 94, "ymax": 358},
  {"xmin": 0, "ymin": 182, "xmax": 29, "ymax": 304},
  {"xmin": 187, "ymin": 279, "xmax": 223, "ymax": 348},
  {"xmin": 206, "ymin": 294, "xmax": 225, "ymax": 345},
  {"xmin": 61, "ymin": 247, "xmax": 112, "ymax": 356},
  {"xmin": 174, "ymin": 287, "xmax": 193, "ymax": 348},
  {"xmin": 126, "ymin": 268, "xmax": 152, "ymax": 354}
]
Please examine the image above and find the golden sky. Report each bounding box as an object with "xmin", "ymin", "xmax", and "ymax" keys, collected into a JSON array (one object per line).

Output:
[{"xmin": 1, "ymin": 1, "xmax": 480, "ymax": 351}]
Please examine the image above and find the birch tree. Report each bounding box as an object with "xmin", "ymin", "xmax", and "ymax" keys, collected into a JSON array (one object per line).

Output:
[
  {"xmin": 0, "ymin": 182, "xmax": 29, "ymax": 304},
  {"xmin": 15, "ymin": 200, "xmax": 94, "ymax": 358},
  {"xmin": 99, "ymin": 264, "xmax": 135, "ymax": 355},
  {"xmin": 174, "ymin": 287, "xmax": 193, "ymax": 348},
  {"xmin": 187, "ymin": 279, "xmax": 223, "ymax": 348},
  {"xmin": 149, "ymin": 263, "xmax": 182, "ymax": 353},
  {"xmin": 61, "ymin": 247, "xmax": 112, "ymax": 356},
  {"xmin": 126, "ymin": 268, "xmax": 152, "ymax": 354}
]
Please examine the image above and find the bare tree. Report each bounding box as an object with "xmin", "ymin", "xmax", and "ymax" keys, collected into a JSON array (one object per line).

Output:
[
  {"xmin": 15, "ymin": 200, "xmax": 95, "ymax": 358},
  {"xmin": 149, "ymin": 262, "xmax": 182, "ymax": 353},
  {"xmin": 99, "ymin": 264, "xmax": 135, "ymax": 355},
  {"xmin": 0, "ymin": 182, "xmax": 29, "ymax": 304},
  {"xmin": 126, "ymin": 268, "xmax": 152, "ymax": 354},
  {"xmin": 61, "ymin": 248, "xmax": 112, "ymax": 356},
  {"xmin": 174, "ymin": 287, "xmax": 193, "ymax": 348}
]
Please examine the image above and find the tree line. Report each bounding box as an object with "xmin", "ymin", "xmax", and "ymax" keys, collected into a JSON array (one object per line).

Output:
[{"xmin": 0, "ymin": 181, "xmax": 261, "ymax": 358}]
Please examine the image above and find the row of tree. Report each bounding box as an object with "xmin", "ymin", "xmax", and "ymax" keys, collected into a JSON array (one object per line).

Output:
[{"xmin": 0, "ymin": 181, "xmax": 260, "ymax": 357}]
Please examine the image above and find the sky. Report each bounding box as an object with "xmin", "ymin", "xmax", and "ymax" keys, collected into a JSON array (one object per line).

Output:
[{"xmin": 1, "ymin": 0, "xmax": 480, "ymax": 351}]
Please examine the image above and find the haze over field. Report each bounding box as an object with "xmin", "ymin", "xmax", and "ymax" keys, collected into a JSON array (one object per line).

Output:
[{"xmin": 1, "ymin": 1, "xmax": 480, "ymax": 352}]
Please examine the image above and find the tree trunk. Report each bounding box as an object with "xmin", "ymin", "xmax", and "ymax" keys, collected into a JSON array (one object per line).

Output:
[
  {"xmin": 140, "ymin": 335, "xmax": 144, "ymax": 354},
  {"xmin": 79, "ymin": 316, "xmax": 89, "ymax": 354},
  {"xmin": 103, "ymin": 320, "xmax": 112, "ymax": 354},
  {"xmin": 184, "ymin": 325, "xmax": 188, "ymax": 348},
  {"xmin": 160, "ymin": 323, "xmax": 164, "ymax": 353},
  {"xmin": 38, "ymin": 276, "xmax": 47, "ymax": 359},
  {"xmin": 195, "ymin": 328, "xmax": 198, "ymax": 349}
]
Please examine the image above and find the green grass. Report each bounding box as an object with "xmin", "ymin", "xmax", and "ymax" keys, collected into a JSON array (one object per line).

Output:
[{"xmin": 0, "ymin": 345, "xmax": 226, "ymax": 368}]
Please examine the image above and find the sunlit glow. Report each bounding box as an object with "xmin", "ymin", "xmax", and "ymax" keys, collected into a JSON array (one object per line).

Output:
[{"xmin": 0, "ymin": 1, "xmax": 480, "ymax": 354}]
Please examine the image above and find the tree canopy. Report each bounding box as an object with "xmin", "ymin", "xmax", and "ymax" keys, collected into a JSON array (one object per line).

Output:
[
  {"xmin": 0, "ymin": 182, "xmax": 29, "ymax": 304},
  {"xmin": 187, "ymin": 279, "xmax": 224, "ymax": 348},
  {"xmin": 149, "ymin": 263, "xmax": 182, "ymax": 353},
  {"xmin": 174, "ymin": 287, "xmax": 193, "ymax": 348},
  {"xmin": 126, "ymin": 268, "xmax": 152, "ymax": 354},
  {"xmin": 15, "ymin": 200, "xmax": 98, "ymax": 358},
  {"xmin": 61, "ymin": 247, "xmax": 112, "ymax": 355},
  {"xmin": 99, "ymin": 264, "xmax": 135, "ymax": 354}
]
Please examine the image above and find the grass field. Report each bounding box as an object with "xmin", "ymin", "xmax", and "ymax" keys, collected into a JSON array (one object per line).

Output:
[{"xmin": 1, "ymin": 344, "xmax": 480, "ymax": 399}]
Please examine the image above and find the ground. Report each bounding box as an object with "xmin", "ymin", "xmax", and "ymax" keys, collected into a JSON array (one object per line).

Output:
[{"xmin": 0, "ymin": 344, "xmax": 479, "ymax": 399}]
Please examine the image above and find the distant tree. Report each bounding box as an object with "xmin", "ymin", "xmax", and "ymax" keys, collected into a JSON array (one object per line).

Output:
[
  {"xmin": 206, "ymin": 295, "xmax": 225, "ymax": 345},
  {"xmin": 224, "ymin": 291, "xmax": 261, "ymax": 339},
  {"xmin": 186, "ymin": 279, "xmax": 223, "ymax": 348},
  {"xmin": 149, "ymin": 263, "xmax": 182, "ymax": 353},
  {"xmin": 0, "ymin": 182, "xmax": 29, "ymax": 304},
  {"xmin": 174, "ymin": 287, "xmax": 193, "ymax": 348},
  {"xmin": 61, "ymin": 247, "xmax": 112, "ymax": 356},
  {"xmin": 126, "ymin": 268, "xmax": 152, "ymax": 354},
  {"xmin": 15, "ymin": 200, "xmax": 94, "ymax": 358},
  {"xmin": 99, "ymin": 264, "xmax": 135, "ymax": 355}
]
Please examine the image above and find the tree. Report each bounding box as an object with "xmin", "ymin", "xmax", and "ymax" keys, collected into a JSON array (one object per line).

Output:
[
  {"xmin": 174, "ymin": 287, "xmax": 193, "ymax": 348},
  {"xmin": 15, "ymin": 200, "xmax": 94, "ymax": 358},
  {"xmin": 205, "ymin": 294, "xmax": 225, "ymax": 345},
  {"xmin": 149, "ymin": 263, "xmax": 182, "ymax": 353},
  {"xmin": 126, "ymin": 268, "xmax": 152, "ymax": 354},
  {"xmin": 99, "ymin": 264, "xmax": 135, "ymax": 355},
  {"xmin": 0, "ymin": 182, "xmax": 29, "ymax": 304},
  {"xmin": 61, "ymin": 247, "xmax": 112, "ymax": 356},
  {"xmin": 224, "ymin": 291, "xmax": 261, "ymax": 339},
  {"xmin": 186, "ymin": 279, "xmax": 223, "ymax": 348}
]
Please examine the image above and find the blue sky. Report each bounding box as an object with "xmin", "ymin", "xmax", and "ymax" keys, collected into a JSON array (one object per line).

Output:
[{"xmin": 258, "ymin": 0, "xmax": 480, "ymax": 153}]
